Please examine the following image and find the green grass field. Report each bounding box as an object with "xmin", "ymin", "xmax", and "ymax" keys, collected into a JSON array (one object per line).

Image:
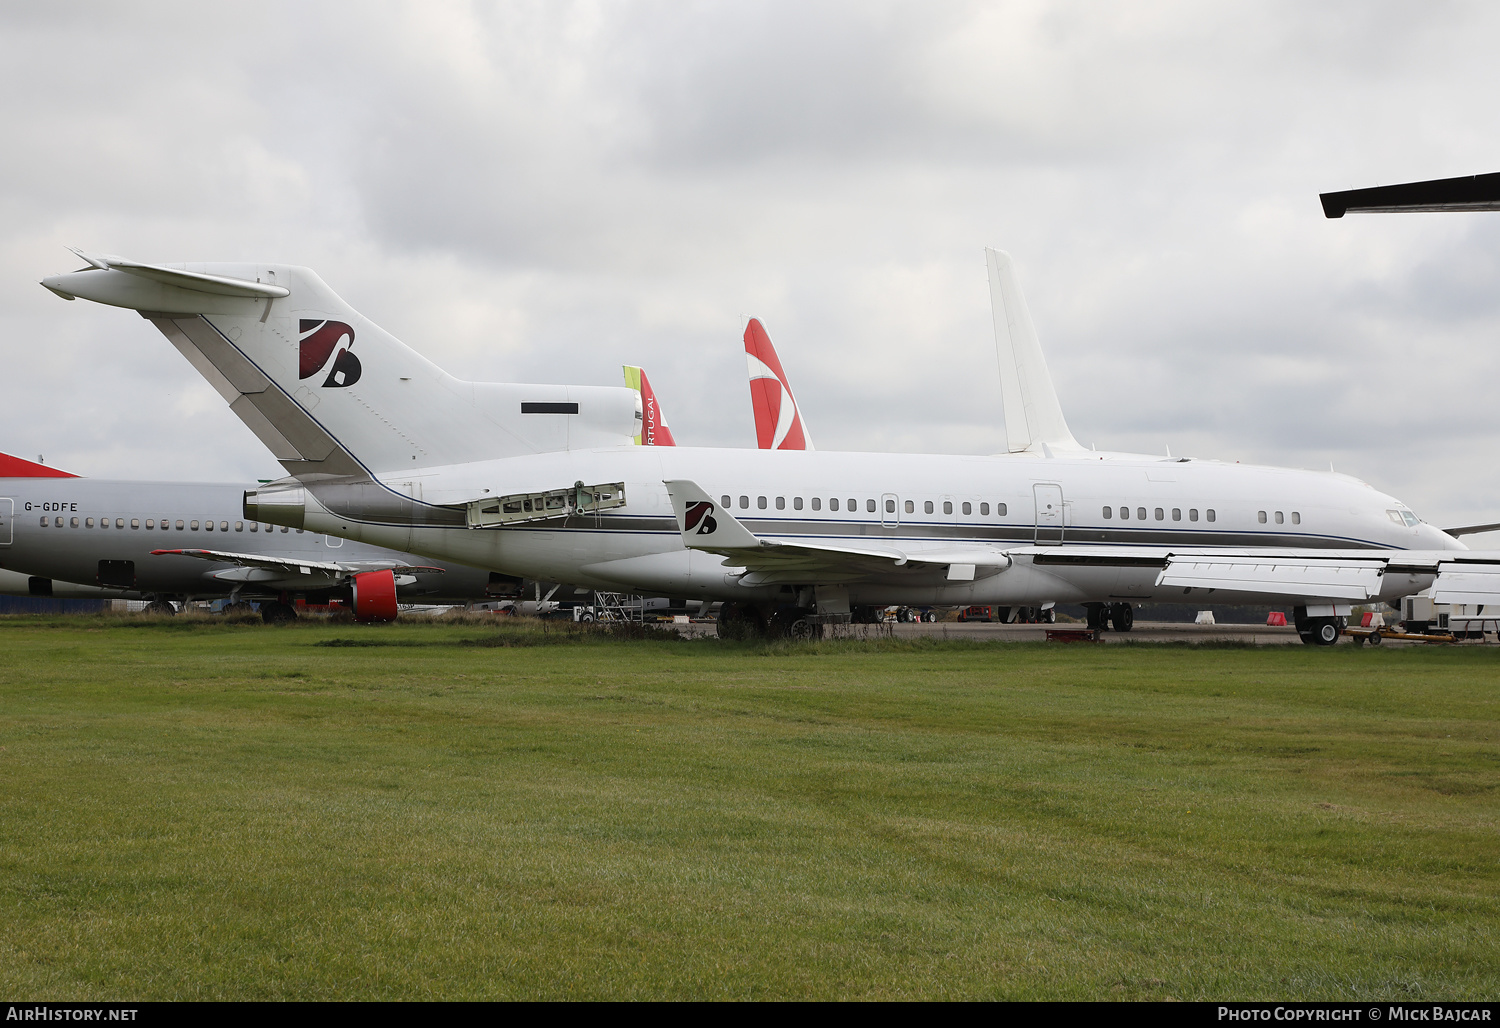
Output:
[{"xmin": 0, "ymin": 615, "xmax": 1496, "ymax": 1000}]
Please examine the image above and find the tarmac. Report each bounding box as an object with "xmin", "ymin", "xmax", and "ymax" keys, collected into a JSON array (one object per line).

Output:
[{"xmin": 675, "ymin": 619, "xmax": 1496, "ymax": 645}]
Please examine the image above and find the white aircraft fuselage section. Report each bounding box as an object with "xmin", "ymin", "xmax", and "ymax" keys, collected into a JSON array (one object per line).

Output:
[{"xmin": 274, "ymin": 444, "xmax": 1461, "ymax": 605}]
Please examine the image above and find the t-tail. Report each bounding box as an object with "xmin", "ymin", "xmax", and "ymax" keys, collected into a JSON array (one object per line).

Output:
[
  {"xmin": 621, "ymin": 366, "xmax": 676, "ymax": 446},
  {"xmin": 744, "ymin": 318, "xmax": 813, "ymax": 450},
  {"xmin": 40, "ymin": 251, "xmax": 640, "ymax": 484}
]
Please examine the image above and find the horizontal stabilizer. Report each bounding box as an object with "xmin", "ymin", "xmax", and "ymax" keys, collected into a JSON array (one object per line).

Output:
[
  {"xmin": 61, "ymin": 250, "xmax": 290, "ymax": 298},
  {"xmin": 1442, "ymin": 522, "xmax": 1500, "ymax": 538}
]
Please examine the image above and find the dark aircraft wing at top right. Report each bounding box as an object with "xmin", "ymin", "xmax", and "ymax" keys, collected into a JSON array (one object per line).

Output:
[{"xmin": 1321, "ymin": 172, "xmax": 1500, "ymax": 217}]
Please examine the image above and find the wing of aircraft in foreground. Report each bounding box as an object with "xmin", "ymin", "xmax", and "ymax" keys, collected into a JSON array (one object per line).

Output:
[
  {"xmin": 744, "ymin": 319, "xmax": 813, "ymax": 450},
  {"xmin": 1321, "ymin": 172, "xmax": 1500, "ymax": 217},
  {"xmin": 622, "ymin": 366, "xmax": 675, "ymax": 446}
]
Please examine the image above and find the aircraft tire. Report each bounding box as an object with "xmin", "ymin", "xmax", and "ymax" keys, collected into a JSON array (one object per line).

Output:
[
  {"xmin": 1311, "ymin": 618, "xmax": 1340, "ymax": 646},
  {"xmin": 717, "ymin": 602, "xmax": 767, "ymax": 640},
  {"xmin": 261, "ymin": 601, "xmax": 297, "ymax": 625},
  {"xmin": 1110, "ymin": 603, "xmax": 1134, "ymax": 632},
  {"xmin": 144, "ymin": 600, "xmax": 176, "ymax": 616}
]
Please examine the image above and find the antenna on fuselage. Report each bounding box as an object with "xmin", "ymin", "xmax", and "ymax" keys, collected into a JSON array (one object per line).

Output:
[{"xmin": 985, "ymin": 248, "xmax": 1081, "ymax": 454}]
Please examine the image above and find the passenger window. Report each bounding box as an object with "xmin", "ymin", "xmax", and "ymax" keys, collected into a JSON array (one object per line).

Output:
[
  {"xmin": 943, "ymin": 501, "xmax": 953, "ymax": 515},
  {"xmin": 886, "ymin": 499, "xmax": 896, "ymax": 513},
  {"xmin": 115, "ymin": 518, "xmax": 124, "ymax": 529},
  {"xmin": 1172, "ymin": 508, "xmax": 1181, "ymax": 521},
  {"xmin": 758, "ymin": 496, "xmax": 767, "ymax": 509},
  {"xmin": 775, "ymin": 497, "xmax": 785, "ymax": 510},
  {"xmin": 997, "ymin": 503, "xmax": 1007, "ymax": 516},
  {"xmin": 206, "ymin": 521, "xmax": 215, "ymax": 531},
  {"xmin": 70, "ymin": 517, "xmax": 79, "ymax": 528},
  {"xmin": 1207, "ymin": 509, "xmax": 1216, "ymax": 522},
  {"xmin": 794, "ymin": 497, "xmax": 803, "ymax": 510},
  {"xmin": 1257, "ymin": 511, "xmax": 1267, "ymax": 523},
  {"xmin": 281, "ymin": 526, "xmax": 289, "ymax": 533},
  {"xmin": 811, "ymin": 497, "xmax": 821, "ymax": 511},
  {"xmin": 1136, "ymin": 508, "xmax": 1146, "ymax": 520},
  {"xmin": 1292, "ymin": 512, "xmax": 1301, "ymax": 525},
  {"xmin": 830, "ymin": 498, "xmax": 840, "ymax": 511},
  {"xmin": 1189, "ymin": 509, "xmax": 1198, "ymax": 522},
  {"xmin": 850, "ymin": 498, "xmax": 859, "ymax": 512},
  {"xmin": 1274, "ymin": 511, "xmax": 1284, "ymax": 524},
  {"xmin": 235, "ymin": 521, "xmax": 244, "ymax": 531},
  {"xmin": 866, "ymin": 499, "xmax": 876, "ymax": 513},
  {"xmin": 58, "ymin": 517, "xmax": 66, "ymax": 528},
  {"xmin": 85, "ymin": 518, "xmax": 94, "ymax": 528},
  {"xmin": 739, "ymin": 495, "xmax": 749, "ymax": 509},
  {"xmin": 962, "ymin": 502, "xmax": 972, "ymax": 515},
  {"xmin": 924, "ymin": 501, "xmax": 934, "ymax": 514},
  {"xmin": 980, "ymin": 502, "xmax": 990, "ymax": 515},
  {"xmin": 145, "ymin": 519, "xmax": 153, "ymax": 529},
  {"xmin": 1103, "ymin": 506, "xmax": 1112, "ymax": 519},
  {"xmin": 131, "ymin": 519, "xmax": 140, "ymax": 529},
  {"xmin": 176, "ymin": 520, "xmax": 185, "ymax": 530},
  {"xmin": 721, "ymin": 495, "xmax": 730, "ymax": 507},
  {"xmin": 250, "ymin": 523, "xmax": 258, "ymax": 532},
  {"xmin": 904, "ymin": 500, "xmax": 914, "ymax": 514},
  {"xmin": 1154, "ymin": 508, "xmax": 1163, "ymax": 521},
  {"xmin": 1120, "ymin": 507, "xmax": 1129, "ymax": 520}
]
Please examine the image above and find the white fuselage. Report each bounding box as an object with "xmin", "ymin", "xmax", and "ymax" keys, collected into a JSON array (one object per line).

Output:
[{"xmin": 290, "ymin": 445, "xmax": 1463, "ymax": 608}]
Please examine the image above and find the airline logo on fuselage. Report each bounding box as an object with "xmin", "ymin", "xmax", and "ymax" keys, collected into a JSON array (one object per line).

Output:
[
  {"xmin": 299, "ymin": 320, "xmax": 362, "ymax": 388},
  {"xmin": 684, "ymin": 501, "xmax": 717, "ymax": 535}
]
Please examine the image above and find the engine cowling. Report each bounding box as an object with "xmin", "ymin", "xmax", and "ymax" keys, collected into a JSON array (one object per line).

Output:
[{"xmin": 351, "ymin": 569, "xmax": 398, "ymax": 622}]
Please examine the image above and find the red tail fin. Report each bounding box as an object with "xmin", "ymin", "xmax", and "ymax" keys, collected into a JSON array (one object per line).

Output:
[
  {"xmin": 0, "ymin": 452, "xmax": 78, "ymax": 478},
  {"xmin": 744, "ymin": 319, "xmax": 812, "ymax": 450},
  {"xmin": 621, "ymin": 366, "xmax": 676, "ymax": 446}
]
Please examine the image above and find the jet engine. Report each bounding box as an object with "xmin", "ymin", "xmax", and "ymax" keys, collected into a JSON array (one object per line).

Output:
[{"xmin": 351, "ymin": 569, "xmax": 398, "ymax": 622}]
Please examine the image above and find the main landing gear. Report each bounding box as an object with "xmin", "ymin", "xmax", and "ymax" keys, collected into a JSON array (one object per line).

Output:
[
  {"xmin": 261, "ymin": 600, "xmax": 299, "ymax": 625},
  {"xmin": 1293, "ymin": 605, "xmax": 1344, "ymax": 646},
  {"xmin": 1085, "ymin": 603, "xmax": 1135, "ymax": 633},
  {"xmin": 717, "ymin": 602, "xmax": 820, "ymax": 641}
]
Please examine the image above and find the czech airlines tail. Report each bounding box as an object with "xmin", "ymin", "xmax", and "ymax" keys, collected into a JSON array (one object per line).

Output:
[
  {"xmin": 985, "ymin": 249, "xmax": 1082, "ymax": 455},
  {"xmin": 40, "ymin": 252, "xmax": 640, "ymax": 481},
  {"xmin": 621, "ymin": 366, "xmax": 676, "ymax": 446},
  {"xmin": 744, "ymin": 319, "xmax": 813, "ymax": 451},
  {"xmin": 0, "ymin": 451, "xmax": 77, "ymax": 478}
]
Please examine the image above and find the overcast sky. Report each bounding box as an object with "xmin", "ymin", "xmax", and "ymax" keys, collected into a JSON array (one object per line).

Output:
[{"xmin": 5, "ymin": 2, "xmax": 1500, "ymax": 531}]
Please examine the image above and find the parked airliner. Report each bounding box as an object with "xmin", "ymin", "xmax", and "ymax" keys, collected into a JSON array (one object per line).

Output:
[
  {"xmin": 40, "ymin": 247, "xmax": 1492, "ymax": 644},
  {"xmin": 0, "ymin": 451, "xmax": 510, "ymax": 621}
]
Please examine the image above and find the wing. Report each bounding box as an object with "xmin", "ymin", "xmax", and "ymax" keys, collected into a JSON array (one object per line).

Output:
[
  {"xmin": 663, "ymin": 480, "xmax": 1011, "ymax": 584},
  {"xmin": 150, "ymin": 548, "xmax": 445, "ymax": 581}
]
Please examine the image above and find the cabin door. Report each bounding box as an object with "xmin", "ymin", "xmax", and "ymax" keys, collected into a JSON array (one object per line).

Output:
[
  {"xmin": 1033, "ymin": 483, "xmax": 1064, "ymax": 545},
  {"xmin": 0, "ymin": 498, "xmax": 11, "ymax": 545}
]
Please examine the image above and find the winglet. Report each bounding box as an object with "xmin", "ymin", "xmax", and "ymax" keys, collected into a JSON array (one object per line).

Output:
[
  {"xmin": 744, "ymin": 319, "xmax": 813, "ymax": 450},
  {"xmin": 663, "ymin": 480, "xmax": 761, "ymax": 550},
  {"xmin": 985, "ymin": 249, "xmax": 1081, "ymax": 454}
]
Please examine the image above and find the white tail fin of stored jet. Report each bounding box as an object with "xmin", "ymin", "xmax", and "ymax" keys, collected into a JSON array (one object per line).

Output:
[
  {"xmin": 621, "ymin": 366, "xmax": 676, "ymax": 446},
  {"xmin": 985, "ymin": 248, "xmax": 1081, "ymax": 454},
  {"xmin": 40, "ymin": 253, "xmax": 639, "ymax": 482},
  {"xmin": 744, "ymin": 319, "xmax": 813, "ymax": 451}
]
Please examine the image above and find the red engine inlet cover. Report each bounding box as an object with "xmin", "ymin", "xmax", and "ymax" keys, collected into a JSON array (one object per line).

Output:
[{"xmin": 351, "ymin": 569, "xmax": 398, "ymax": 622}]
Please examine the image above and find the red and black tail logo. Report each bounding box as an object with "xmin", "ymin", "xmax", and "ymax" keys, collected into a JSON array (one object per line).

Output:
[
  {"xmin": 684, "ymin": 501, "xmax": 717, "ymax": 535},
  {"xmin": 299, "ymin": 320, "xmax": 362, "ymax": 388}
]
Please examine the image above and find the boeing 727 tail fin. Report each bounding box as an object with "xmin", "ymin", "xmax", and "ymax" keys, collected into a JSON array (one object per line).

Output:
[
  {"xmin": 41, "ymin": 253, "xmax": 640, "ymax": 481},
  {"xmin": 985, "ymin": 249, "xmax": 1081, "ymax": 454}
]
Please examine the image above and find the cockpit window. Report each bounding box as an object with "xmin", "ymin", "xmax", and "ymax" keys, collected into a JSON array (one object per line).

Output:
[
  {"xmin": 1401, "ymin": 511, "xmax": 1419, "ymax": 528},
  {"xmin": 1387, "ymin": 510, "xmax": 1403, "ymax": 525}
]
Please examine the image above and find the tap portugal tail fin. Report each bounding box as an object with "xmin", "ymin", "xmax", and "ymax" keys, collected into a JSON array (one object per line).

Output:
[
  {"xmin": 622, "ymin": 366, "xmax": 676, "ymax": 446},
  {"xmin": 42, "ymin": 252, "xmax": 640, "ymax": 481}
]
